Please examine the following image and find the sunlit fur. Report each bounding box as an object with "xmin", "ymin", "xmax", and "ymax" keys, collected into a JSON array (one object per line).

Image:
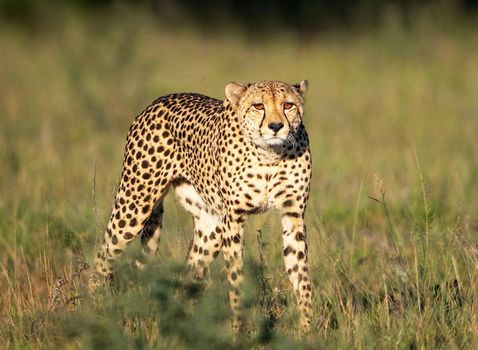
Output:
[{"xmin": 93, "ymin": 79, "xmax": 313, "ymax": 333}]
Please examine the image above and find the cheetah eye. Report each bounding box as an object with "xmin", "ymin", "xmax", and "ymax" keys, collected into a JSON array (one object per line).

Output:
[
  {"xmin": 283, "ymin": 102, "xmax": 294, "ymax": 110},
  {"xmin": 252, "ymin": 103, "xmax": 264, "ymax": 110}
]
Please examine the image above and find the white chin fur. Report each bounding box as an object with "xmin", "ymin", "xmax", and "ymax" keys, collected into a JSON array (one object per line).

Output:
[{"xmin": 265, "ymin": 137, "xmax": 286, "ymax": 146}]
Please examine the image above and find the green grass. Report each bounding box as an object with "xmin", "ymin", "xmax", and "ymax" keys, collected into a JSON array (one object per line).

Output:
[{"xmin": 1, "ymin": 7, "xmax": 478, "ymax": 349}]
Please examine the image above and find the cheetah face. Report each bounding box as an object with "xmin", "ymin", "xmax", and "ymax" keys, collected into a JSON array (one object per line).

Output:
[{"xmin": 225, "ymin": 80, "xmax": 307, "ymax": 148}]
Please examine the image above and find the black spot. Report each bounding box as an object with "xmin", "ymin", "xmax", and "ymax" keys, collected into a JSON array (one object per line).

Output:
[
  {"xmin": 125, "ymin": 232, "xmax": 134, "ymax": 240},
  {"xmin": 295, "ymin": 232, "xmax": 305, "ymax": 241},
  {"xmin": 283, "ymin": 200, "xmax": 293, "ymax": 207},
  {"xmin": 284, "ymin": 246, "xmax": 293, "ymax": 256},
  {"xmin": 274, "ymin": 190, "xmax": 285, "ymax": 198}
]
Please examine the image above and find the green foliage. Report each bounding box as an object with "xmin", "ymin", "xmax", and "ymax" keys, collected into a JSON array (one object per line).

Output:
[{"xmin": 1, "ymin": 7, "xmax": 478, "ymax": 349}]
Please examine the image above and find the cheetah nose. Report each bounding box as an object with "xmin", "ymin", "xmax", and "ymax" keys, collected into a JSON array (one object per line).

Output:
[{"xmin": 268, "ymin": 122, "xmax": 284, "ymax": 133}]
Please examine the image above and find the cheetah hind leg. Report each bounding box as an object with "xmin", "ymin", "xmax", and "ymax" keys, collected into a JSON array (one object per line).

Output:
[
  {"xmin": 134, "ymin": 200, "xmax": 164, "ymax": 269},
  {"xmin": 92, "ymin": 179, "xmax": 171, "ymax": 290}
]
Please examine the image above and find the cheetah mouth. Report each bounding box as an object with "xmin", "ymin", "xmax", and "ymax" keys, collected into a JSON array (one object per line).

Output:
[
  {"xmin": 253, "ymin": 132, "xmax": 296, "ymax": 150},
  {"xmin": 262, "ymin": 132, "xmax": 297, "ymax": 146},
  {"xmin": 264, "ymin": 136, "xmax": 287, "ymax": 146}
]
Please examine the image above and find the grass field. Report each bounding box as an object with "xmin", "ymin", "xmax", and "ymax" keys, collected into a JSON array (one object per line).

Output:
[{"xmin": 1, "ymin": 7, "xmax": 478, "ymax": 349}]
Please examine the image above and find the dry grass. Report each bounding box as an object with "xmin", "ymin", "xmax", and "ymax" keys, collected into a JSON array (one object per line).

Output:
[{"xmin": 0, "ymin": 7, "xmax": 477, "ymax": 349}]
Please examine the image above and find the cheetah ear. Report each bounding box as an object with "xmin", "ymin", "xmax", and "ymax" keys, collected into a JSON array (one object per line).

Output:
[
  {"xmin": 225, "ymin": 82, "xmax": 247, "ymax": 107},
  {"xmin": 293, "ymin": 80, "xmax": 308, "ymax": 96}
]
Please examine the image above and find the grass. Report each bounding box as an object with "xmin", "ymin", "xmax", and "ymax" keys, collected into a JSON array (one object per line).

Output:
[{"xmin": 1, "ymin": 6, "xmax": 478, "ymax": 349}]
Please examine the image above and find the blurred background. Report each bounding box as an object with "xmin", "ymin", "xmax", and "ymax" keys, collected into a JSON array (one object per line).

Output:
[
  {"xmin": 2, "ymin": 0, "xmax": 478, "ymax": 32},
  {"xmin": 1, "ymin": 1, "xmax": 478, "ymax": 348}
]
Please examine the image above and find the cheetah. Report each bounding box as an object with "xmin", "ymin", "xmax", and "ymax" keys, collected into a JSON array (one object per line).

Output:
[{"xmin": 93, "ymin": 80, "xmax": 313, "ymax": 332}]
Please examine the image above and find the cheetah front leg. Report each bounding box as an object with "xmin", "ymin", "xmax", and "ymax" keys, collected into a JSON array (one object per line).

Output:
[
  {"xmin": 187, "ymin": 213, "xmax": 223, "ymax": 280},
  {"xmin": 281, "ymin": 213, "xmax": 313, "ymax": 332},
  {"xmin": 173, "ymin": 180, "xmax": 223, "ymax": 280},
  {"xmin": 220, "ymin": 215, "xmax": 245, "ymax": 332}
]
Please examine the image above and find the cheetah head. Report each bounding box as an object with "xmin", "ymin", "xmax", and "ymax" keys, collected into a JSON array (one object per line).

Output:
[{"xmin": 225, "ymin": 80, "xmax": 307, "ymax": 149}]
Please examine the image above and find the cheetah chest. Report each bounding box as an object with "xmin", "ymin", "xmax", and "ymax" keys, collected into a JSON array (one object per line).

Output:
[{"xmin": 228, "ymin": 163, "xmax": 289, "ymax": 214}]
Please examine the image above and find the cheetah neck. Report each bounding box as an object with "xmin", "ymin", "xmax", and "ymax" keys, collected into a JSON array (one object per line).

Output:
[{"xmin": 252, "ymin": 144, "xmax": 285, "ymax": 164}]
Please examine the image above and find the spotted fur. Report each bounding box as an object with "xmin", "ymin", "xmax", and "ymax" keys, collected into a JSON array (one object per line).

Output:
[{"xmin": 93, "ymin": 80, "xmax": 313, "ymax": 332}]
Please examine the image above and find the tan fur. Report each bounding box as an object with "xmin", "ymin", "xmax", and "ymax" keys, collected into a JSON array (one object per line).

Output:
[{"xmin": 93, "ymin": 80, "xmax": 313, "ymax": 332}]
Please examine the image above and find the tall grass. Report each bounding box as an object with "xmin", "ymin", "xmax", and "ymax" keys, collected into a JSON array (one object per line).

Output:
[{"xmin": 1, "ymin": 7, "xmax": 477, "ymax": 349}]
